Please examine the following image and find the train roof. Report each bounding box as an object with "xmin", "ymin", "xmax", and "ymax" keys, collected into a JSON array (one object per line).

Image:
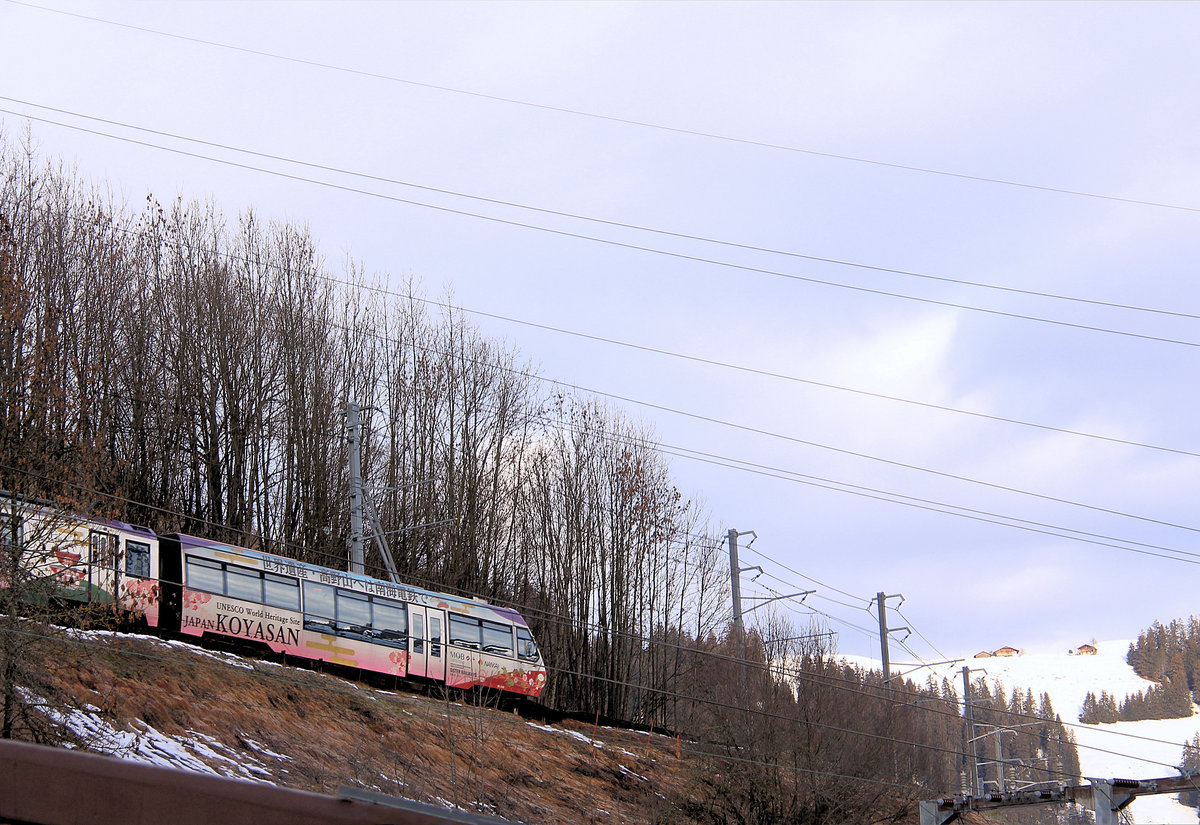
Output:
[
  {"xmin": 0, "ymin": 491, "xmax": 155, "ymax": 539},
  {"xmin": 166, "ymin": 532, "xmax": 529, "ymax": 626}
]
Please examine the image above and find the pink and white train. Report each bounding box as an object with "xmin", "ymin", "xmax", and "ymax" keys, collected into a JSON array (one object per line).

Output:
[{"xmin": 3, "ymin": 500, "xmax": 547, "ymax": 698}]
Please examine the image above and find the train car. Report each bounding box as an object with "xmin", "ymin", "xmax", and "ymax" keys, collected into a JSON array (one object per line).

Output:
[
  {"xmin": 0, "ymin": 494, "xmax": 161, "ymax": 626},
  {"xmin": 158, "ymin": 533, "xmax": 547, "ymax": 698}
]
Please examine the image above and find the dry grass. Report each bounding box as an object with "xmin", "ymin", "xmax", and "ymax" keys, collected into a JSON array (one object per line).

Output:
[{"xmin": 26, "ymin": 631, "xmax": 710, "ymax": 824}]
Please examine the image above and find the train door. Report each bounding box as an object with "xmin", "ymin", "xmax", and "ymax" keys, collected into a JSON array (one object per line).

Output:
[
  {"xmin": 427, "ymin": 609, "xmax": 445, "ymax": 682},
  {"xmin": 408, "ymin": 608, "xmax": 427, "ymax": 678},
  {"xmin": 407, "ymin": 605, "xmax": 446, "ymax": 684}
]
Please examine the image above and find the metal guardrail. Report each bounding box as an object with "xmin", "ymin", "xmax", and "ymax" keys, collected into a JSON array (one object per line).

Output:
[{"xmin": 0, "ymin": 739, "xmax": 510, "ymax": 825}]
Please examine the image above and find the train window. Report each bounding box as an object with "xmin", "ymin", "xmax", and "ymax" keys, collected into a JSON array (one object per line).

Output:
[
  {"xmin": 448, "ymin": 615, "xmax": 512, "ymax": 656},
  {"xmin": 263, "ymin": 573, "xmax": 300, "ymax": 611},
  {"xmin": 449, "ymin": 613, "xmax": 481, "ymax": 649},
  {"xmin": 90, "ymin": 532, "xmax": 118, "ymax": 570},
  {"xmin": 125, "ymin": 540, "xmax": 151, "ymax": 578},
  {"xmin": 516, "ymin": 627, "xmax": 539, "ymax": 662},
  {"xmin": 481, "ymin": 620, "xmax": 514, "ymax": 657},
  {"xmin": 186, "ymin": 557, "xmax": 225, "ymax": 594},
  {"xmin": 226, "ymin": 565, "xmax": 263, "ymax": 603},
  {"xmin": 429, "ymin": 615, "xmax": 442, "ymax": 658},
  {"xmin": 336, "ymin": 590, "xmax": 370, "ymax": 634},
  {"xmin": 412, "ymin": 612, "xmax": 424, "ymax": 655},
  {"xmin": 302, "ymin": 581, "xmax": 336, "ymax": 633},
  {"xmin": 2, "ymin": 512, "xmax": 23, "ymax": 549},
  {"xmin": 371, "ymin": 599, "xmax": 407, "ymax": 646}
]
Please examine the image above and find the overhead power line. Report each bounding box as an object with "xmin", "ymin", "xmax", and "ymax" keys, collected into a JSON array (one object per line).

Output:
[
  {"xmin": 3, "ymin": 172, "xmax": 1195, "ymax": 570},
  {"xmin": 389, "ymin": 292, "xmax": 1200, "ymax": 460},
  {"xmin": 321, "ymin": 317, "xmax": 1200, "ymax": 562},
  {"xmin": 530, "ymin": 377, "xmax": 1200, "ymax": 538},
  {"xmin": 648, "ymin": 441, "xmax": 1200, "ymax": 567},
  {"xmin": 9, "ymin": 0, "xmax": 1200, "ymax": 215},
  {"xmin": 893, "ymin": 607, "xmax": 953, "ymax": 665},
  {"xmin": 5, "ymin": 105, "xmax": 1200, "ymax": 351},
  {"xmin": 4, "ymin": 104, "xmax": 1195, "ymax": 460},
  {"xmin": 3, "ymin": 94, "xmax": 1196, "ymax": 324}
]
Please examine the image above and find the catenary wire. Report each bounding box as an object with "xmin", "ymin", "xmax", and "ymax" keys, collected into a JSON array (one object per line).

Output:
[
  {"xmin": 649, "ymin": 442, "xmax": 1200, "ymax": 566},
  {"xmin": 387, "ymin": 297, "xmax": 1200, "ymax": 460},
  {"xmin": 747, "ymin": 577, "xmax": 880, "ymax": 640},
  {"xmin": 4, "ymin": 93, "xmax": 1199, "ymax": 327},
  {"xmin": 894, "ymin": 607, "xmax": 955, "ymax": 664},
  {"xmin": 741, "ymin": 566, "xmax": 951, "ymax": 672},
  {"xmin": 5, "ymin": 106, "xmax": 1200, "ymax": 352},
  {"xmin": 219, "ymin": 263, "xmax": 1200, "ymax": 546},
  {"xmin": 751, "ymin": 575, "xmax": 949, "ymax": 676},
  {"xmin": 741, "ymin": 567, "xmax": 875, "ymax": 630},
  {"xmin": 644, "ymin": 437, "xmax": 1200, "ymax": 562},
  {"xmin": 6, "ymin": 181, "xmax": 1192, "ymax": 569},
  {"xmin": 8, "ymin": 0, "xmax": 1200, "ymax": 215},
  {"xmin": 738, "ymin": 543, "xmax": 875, "ymax": 605},
  {"xmin": 538, "ymin": 380, "xmax": 1200, "ymax": 537},
  {"xmin": 8, "ymin": 164, "xmax": 1196, "ymax": 471},
  {"xmin": 11, "ymin": 95, "xmax": 1200, "ymax": 460},
  {"xmin": 419, "ymin": 389, "xmax": 1200, "ymax": 567}
]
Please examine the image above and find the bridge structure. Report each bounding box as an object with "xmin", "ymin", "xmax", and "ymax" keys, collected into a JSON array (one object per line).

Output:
[{"xmin": 920, "ymin": 774, "xmax": 1200, "ymax": 825}]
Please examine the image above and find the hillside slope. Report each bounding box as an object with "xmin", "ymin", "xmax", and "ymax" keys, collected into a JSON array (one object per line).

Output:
[
  {"xmin": 25, "ymin": 630, "xmax": 705, "ymax": 825},
  {"xmin": 36, "ymin": 630, "xmax": 1200, "ymax": 823}
]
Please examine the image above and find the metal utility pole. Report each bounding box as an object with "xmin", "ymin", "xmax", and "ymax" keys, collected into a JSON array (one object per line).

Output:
[
  {"xmin": 345, "ymin": 401, "xmax": 409, "ymax": 583},
  {"xmin": 962, "ymin": 665, "xmax": 983, "ymax": 798},
  {"xmin": 994, "ymin": 730, "xmax": 1006, "ymax": 793},
  {"xmin": 346, "ymin": 402, "xmax": 365, "ymax": 576},
  {"xmin": 727, "ymin": 528, "xmax": 812, "ymax": 638},
  {"xmin": 875, "ymin": 592, "xmax": 908, "ymax": 687},
  {"xmin": 728, "ymin": 528, "xmax": 746, "ymax": 633}
]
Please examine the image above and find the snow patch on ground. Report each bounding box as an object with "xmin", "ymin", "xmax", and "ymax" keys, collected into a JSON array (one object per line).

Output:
[
  {"xmin": 240, "ymin": 736, "xmax": 291, "ymax": 761},
  {"xmin": 527, "ymin": 721, "xmax": 601, "ymax": 748},
  {"xmin": 43, "ymin": 701, "xmax": 277, "ymax": 782}
]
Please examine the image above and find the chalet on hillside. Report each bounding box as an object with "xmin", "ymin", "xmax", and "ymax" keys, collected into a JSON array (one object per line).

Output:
[
  {"xmin": 1074, "ymin": 643, "xmax": 1098, "ymax": 655},
  {"xmin": 973, "ymin": 646, "xmax": 1022, "ymax": 658}
]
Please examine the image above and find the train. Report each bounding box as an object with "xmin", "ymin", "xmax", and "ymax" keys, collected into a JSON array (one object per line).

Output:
[{"xmin": 1, "ymin": 496, "xmax": 547, "ymax": 699}]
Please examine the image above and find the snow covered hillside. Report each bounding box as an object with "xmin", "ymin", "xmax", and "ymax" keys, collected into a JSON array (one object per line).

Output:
[{"xmin": 847, "ymin": 641, "xmax": 1200, "ymax": 824}]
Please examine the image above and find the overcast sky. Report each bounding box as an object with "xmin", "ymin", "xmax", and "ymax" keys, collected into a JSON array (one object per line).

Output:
[{"xmin": 4, "ymin": 0, "xmax": 1199, "ymax": 663}]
